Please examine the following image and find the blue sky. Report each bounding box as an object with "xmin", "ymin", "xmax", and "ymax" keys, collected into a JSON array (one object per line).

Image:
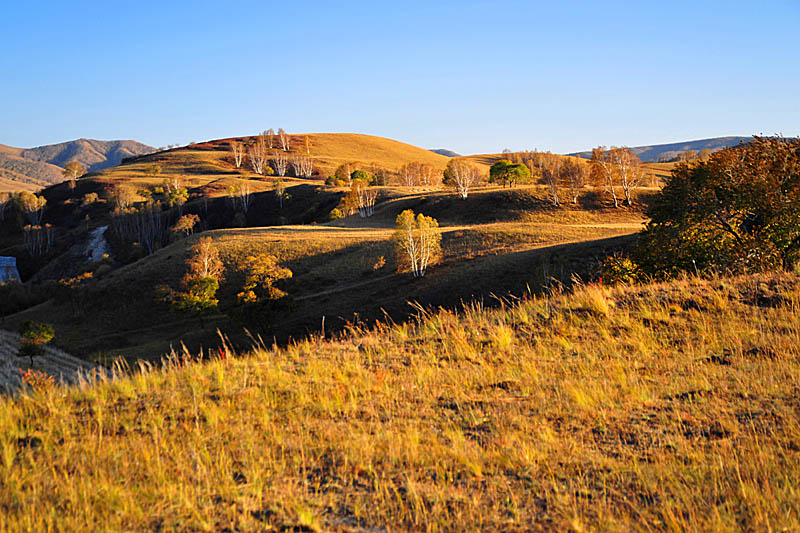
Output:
[{"xmin": 1, "ymin": 0, "xmax": 798, "ymax": 154}]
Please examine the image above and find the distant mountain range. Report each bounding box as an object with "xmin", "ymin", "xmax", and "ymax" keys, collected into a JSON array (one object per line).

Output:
[
  {"xmin": 429, "ymin": 148, "xmax": 461, "ymax": 157},
  {"xmin": 0, "ymin": 138, "xmax": 155, "ymax": 192},
  {"xmin": 569, "ymin": 136, "xmax": 753, "ymax": 162}
]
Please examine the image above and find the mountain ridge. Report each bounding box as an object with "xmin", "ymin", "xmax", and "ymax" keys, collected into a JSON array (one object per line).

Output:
[
  {"xmin": 0, "ymin": 138, "xmax": 155, "ymax": 191},
  {"xmin": 569, "ymin": 136, "xmax": 753, "ymax": 162}
]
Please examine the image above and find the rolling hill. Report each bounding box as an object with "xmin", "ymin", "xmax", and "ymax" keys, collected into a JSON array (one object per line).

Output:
[
  {"xmin": 569, "ymin": 136, "xmax": 753, "ymax": 162},
  {"xmin": 0, "ymin": 138, "xmax": 155, "ymax": 192},
  {"xmin": 89, "ymin": 133, "xmax": 458, "ymax": 185}
]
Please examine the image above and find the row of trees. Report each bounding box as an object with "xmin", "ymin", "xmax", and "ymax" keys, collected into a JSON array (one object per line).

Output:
[{"xmin": 229, "ymin": 130, "xmax": 313, "ymax": 178}]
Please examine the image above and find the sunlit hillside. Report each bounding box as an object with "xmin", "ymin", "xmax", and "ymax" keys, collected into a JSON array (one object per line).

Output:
[
  {"xmin": 91, "ymin": 133, "xmax": 462, "ymax": 185},
  {"xmin": 1, "ymin": 271, "xmax": 797, "ymax": 530}
]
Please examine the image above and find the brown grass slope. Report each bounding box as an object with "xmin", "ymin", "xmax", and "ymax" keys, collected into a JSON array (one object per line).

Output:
[{"xmin": 1, "ymin": 272, "xmax": 798, "ymax": 530}]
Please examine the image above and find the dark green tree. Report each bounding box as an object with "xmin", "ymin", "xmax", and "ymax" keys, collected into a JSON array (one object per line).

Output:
[{"xmin": 489, "ymin": 160, "xmax": 531, "ymax": 188}]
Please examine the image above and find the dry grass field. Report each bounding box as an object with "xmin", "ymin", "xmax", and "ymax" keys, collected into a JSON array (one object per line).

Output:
[{"xmin": 1, "ymin": 272, "xmax": 797, "ymax": 530}]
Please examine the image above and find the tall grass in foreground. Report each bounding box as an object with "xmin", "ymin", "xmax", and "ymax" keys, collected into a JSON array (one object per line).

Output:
[{"xmin": 0, "ymin": 273, "xmax": 799, "ymax": 531}]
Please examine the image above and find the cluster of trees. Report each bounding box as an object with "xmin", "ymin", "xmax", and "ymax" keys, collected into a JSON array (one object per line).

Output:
[
  {"xmin": 341, "ymin": 178, "xmax": 380, "ymax": 217},
  {"xmin": 590, "ymin": 147, "xmax": 643, "ymax": 207},
  {"xmin": 22, "ymin": 224, "xmax": 54, "ymax": 257},
  {"xmin": 162, "ymin": 237, "xmax": 224, "ymax": 327},
  {"xmin": 229, "ymin": 130, "xmax": 314, "ymax": 178},
  {"xmin": 604, "ymin": 136, "xmax": 800, "ymax": 281},
  {"xmin": 0, "ymin": 191, "xmax": 54, "ymax": 258},
  {"xmin": 398, "ymin": 162, "xmax": 440, "ymax": 187},
  {"xmin": 161, "ymin": 237, "xmax": 294, "ymax": 331}
]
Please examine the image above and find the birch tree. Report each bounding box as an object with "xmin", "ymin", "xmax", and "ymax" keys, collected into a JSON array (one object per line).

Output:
[
  {"xmin": 591, "ymin": 146, "xmax": 620, "ymax": 208},
  {"xmin": 538, "ymin": 153, "xmax": 561, "ymax": 206},
  {"xmin": 561, "ymin": 157, "xmax": 589, "ymax": 204},
  {"xmin": 291, "ymin": 154, "xmax": 313, "ymax": 178},
  {"xmin": 265, "ymin": 129, "xmax": 275, "ymax": 149},
  {"xmin": 278, "ymin": 128, "xmax": 290, "ymax": 151},
  {"xmin": 393, "ymin": 209, "xmax": 442, "ymax": 278},
  {"xmin": 272, "ymin": 150, "xmax": 289, "ymax": 176},
  {"xmin": 609, "ymin": 147, "xmax": 644, "ymax": 206},
  {"xmin": 443, "ymin": 159, "xmax": 481, "ymax": 199},
  {"xmin": 249, "ymin": 133, "xmax": 269, "ymax": 174},
  {"xmin": 230, "ymin": 140, "xmax": 245, "ymax": 168},
  {"xmin": 347, "ymin": 179, "xmax": 379, "ymax": 217}
]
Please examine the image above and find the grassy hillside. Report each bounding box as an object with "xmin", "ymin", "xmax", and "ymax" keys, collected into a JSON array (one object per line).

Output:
[
  {"xmin": 1, "ymin": 272, "xmax": 797, "ymax": 530},
  {"xmin": 5, "ymin": 186, "xmax": 648, "ymax": 362}
]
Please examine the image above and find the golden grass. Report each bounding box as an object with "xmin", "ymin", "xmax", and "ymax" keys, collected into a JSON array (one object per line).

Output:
[{"xmin": 1, "ymin": 272, "xmax": 798, "ymax": 530}]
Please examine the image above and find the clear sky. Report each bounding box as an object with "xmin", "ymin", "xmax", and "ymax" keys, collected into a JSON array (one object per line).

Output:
[{"xmin": 1, "ymin": 0, "xmax": 798, "ymax": 154}]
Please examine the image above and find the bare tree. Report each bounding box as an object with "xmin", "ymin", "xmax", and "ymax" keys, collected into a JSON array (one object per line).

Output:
[
  {"xmin": 265, "ymin": 129, "xmax": 275, "ymax": 148},
  {"xmin": 249, "ymin": 133, "xmax": 269, "ymax": 174},
  {"xmin": 591, "ymin": 146, "xmax": 620, "ymax": 208},
  {"xmin": 348, "ymin": 180, "xmax": 379, "ymax": 217},
  {"xmin": 304, "ymin": 135, "xmax": 312, "ymax": 155},
  {"xmin": 271, "ymin": 150, "xmax": 289, "ymax": 177},
  {"xmin": 186, "ymin": 236, "xmax": 224, "ymax": 280},
  {"xmin": 443, "ymin": 159, "xmax": 481, "ymax": 199},
  {"xmin": 291, "ymin": 154, "xmax": 314, "ymax": 178},
  {"xmin": 540, "ymin": 153, "xmax": 561, "ymax": 207},
  {"xmin": 237, "ymin": 182, "xmax": 252, "ymax": 214},
  {"xmin": 561, "ymin": 157, "xmax": 589, "ymax": 204},
  {"xmin": 398, "ymin": 162, "xmax": 418, "ymax": 186},
  {"xmin": 608, "ymin": 147, "xmax": 644, "ymax": 206},
  {"xmin": 230, "ymin": 140, "xmax": 245, "ymax": 168},
  {"xmin": 23, "ymin": 225, "xmax": 53, "ymax": 257},
  {"xmin": 278, "ymin": 128, "xmax": 290, "ymax": 151}
]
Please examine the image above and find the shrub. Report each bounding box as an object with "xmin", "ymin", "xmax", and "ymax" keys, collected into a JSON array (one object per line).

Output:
[
  {"xmin": 634, "ymin": 136, "xmax": 800, "ymax": 277},
  {"xmin": 600, "ymin": 255, "xmax": 640, "ymax": 285}
]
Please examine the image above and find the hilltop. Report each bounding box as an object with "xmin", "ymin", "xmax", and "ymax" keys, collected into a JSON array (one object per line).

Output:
[
  {"xmin": 91, "ymin": 133, "xmax": 456, "ymax": 184},
  {"xmin": 0, "ymin": 138, "xmax": 155, "ymax": 191},
  {"xmin": 569, "ymin": 136, "xmax": 753, "ymax": 162},
  {"xmin": 1, "ymin": 271, "xmax": 797, "ymax": 530}
]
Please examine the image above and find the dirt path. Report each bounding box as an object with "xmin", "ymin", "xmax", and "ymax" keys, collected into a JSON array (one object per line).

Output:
[{"xmin": 0, "ymin": 330, "xmax": 104, "ymax": 394}]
